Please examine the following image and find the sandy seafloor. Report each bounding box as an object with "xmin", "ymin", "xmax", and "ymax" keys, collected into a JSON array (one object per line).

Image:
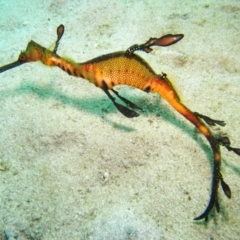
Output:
[{"xmin": 0, "ymin": 0, "xmax": 240, "ymax": 239}]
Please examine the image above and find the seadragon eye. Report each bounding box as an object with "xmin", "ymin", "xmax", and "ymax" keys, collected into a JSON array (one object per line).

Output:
[{"xmin": 19, "ymin": 52, "xmax": 27, "ymax": 61}]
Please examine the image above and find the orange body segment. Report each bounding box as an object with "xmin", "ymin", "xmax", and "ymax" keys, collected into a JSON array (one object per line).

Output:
[{"xmin": 80, "ymin": 52, "xmax": 156, "ymax": 90}]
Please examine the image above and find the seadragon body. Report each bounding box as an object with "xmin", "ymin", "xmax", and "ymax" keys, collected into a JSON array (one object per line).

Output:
[{"xmin": 0, "ymin": 24, "xmax": 239, "ymax": 221}]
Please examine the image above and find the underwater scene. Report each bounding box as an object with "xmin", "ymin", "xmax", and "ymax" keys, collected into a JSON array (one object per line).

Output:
[{"xmin": 0, "ymin": 0, "xmax": 240, "ymax": 239}]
